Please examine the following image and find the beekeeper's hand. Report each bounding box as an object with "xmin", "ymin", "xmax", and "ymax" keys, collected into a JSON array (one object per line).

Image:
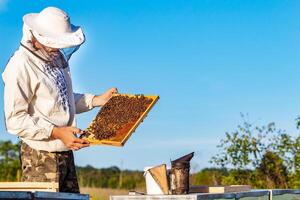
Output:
[
  {"xmin": 51, "ymin": 126, "xmax": 90, "ymax": 150},
  {"xmin": 92, "ymin": 87, "xmax": 118, "ymax": 107}
]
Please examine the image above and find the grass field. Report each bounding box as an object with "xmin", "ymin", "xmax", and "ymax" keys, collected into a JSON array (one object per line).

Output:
[{"xmin": 80, "ymin": 187, "xmax": 130, "ymax": 200}]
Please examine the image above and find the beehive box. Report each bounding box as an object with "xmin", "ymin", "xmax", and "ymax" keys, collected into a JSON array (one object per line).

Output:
[{"xmin": 81, "ymin": 94, "xmax": 159, "ymax": 146}]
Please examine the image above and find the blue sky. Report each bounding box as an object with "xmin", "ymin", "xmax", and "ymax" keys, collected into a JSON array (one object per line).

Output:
[{"xmin": 1, "ymin": 0, "xmax": 300, "ymax": 170}]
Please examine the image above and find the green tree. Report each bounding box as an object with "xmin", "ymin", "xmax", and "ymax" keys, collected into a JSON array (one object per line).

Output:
[
  {"xmin": 0, "ymin": 140, "xmax": 21, "ymax": 181},
  {"xmin": 210, "ymin": 115, "xmax": 296, "ymax": 189},
  {"xmin": 289, "ymin": 170, "xmax": 300, "ymax": 189},
  {"xmin": 256, "ymin": 151, "xmax": 288, "ymax": 188},
  {"xmin": 210, "ymin": 114, "xmax": 277, "ymax": 169},
  {"xmin": 221, "ymin": 169, "xmax": 255, "ymax": 186},
  {"xmin": 192, "ymin": 168, "xmax": 228, "ymax": 186},
  {"xmin": 76, "ymin": 165, "xmax": 145, "ymax": 190}
]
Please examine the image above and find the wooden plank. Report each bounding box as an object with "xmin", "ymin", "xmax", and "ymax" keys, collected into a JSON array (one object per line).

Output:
[
  {"xmin": 224, "ymin": 185, "xmax": 251, "ymax": 193},
  {"xmin": 189, "ymin": 185, "xmax": 251, "ymax": 194},
  {"xmin": 0, "ymin": 182, "xmax": 58, "ymax": 188},
  {"xmin": 189, "ymin": 186, "xmax": 224, "ymax": 193},
  {"xmin": 0, "ymin": 182, "xmax": 58, "ymax": 192},
  {"xmin": 84, "ymin": 94, "xmax": 159, "ymax": 146},
  {"xmin": 0, "ymin": 189, "xmax": 56, "ymax": 192}
]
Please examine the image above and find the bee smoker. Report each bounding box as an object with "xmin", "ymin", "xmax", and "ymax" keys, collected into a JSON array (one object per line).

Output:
[{"xmin": 170, "ymin": 152, "xmax": 194, "ymax": 194}]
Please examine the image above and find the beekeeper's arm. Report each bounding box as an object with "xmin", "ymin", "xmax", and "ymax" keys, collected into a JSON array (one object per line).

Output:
[
  {"xmin": 74, "ymin": 88, "xmax": 117, "ymax": 114},
  {"xmin": 73, "ymin": 93, "xmax": 95, "ymax": 114},
  {"xmin": 3, "ymin": 58, "xmax": 54, "ymax": 141}
]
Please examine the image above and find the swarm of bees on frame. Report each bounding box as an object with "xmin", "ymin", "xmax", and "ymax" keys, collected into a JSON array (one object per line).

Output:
[{"xmin": 83, "ymin": 95, "xmax": 153, "ymax": 140}]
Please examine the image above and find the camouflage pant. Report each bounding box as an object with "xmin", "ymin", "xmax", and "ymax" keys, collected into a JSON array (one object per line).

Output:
[{"xmin": 20, "ymin": 141, "xmax": 80, "ymax": 193}]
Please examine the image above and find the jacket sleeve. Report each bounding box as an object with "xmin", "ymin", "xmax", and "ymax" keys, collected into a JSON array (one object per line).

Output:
[
  {"xmin": 73, "ymin": 93, "xmax": 95, "ymax": 114},
  {"xmin": 2, "ymin": 58, "xmax": 54, "ymax": 140}
]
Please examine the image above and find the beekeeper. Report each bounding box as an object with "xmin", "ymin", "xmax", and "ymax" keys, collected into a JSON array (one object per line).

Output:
[{"xmin": 2, "ymin": 7, "xmax": 117, "ymax": 193}]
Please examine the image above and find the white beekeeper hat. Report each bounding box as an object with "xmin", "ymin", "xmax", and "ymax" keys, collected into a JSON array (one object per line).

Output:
[{"xmin": 23, "ymin": 6, "xmax": 85, "ymax": 48}]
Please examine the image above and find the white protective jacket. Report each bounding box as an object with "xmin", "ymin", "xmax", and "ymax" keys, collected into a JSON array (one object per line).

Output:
[{"xmin": 2, "ymin": 25, "xmax": 95, "ymax": 152}]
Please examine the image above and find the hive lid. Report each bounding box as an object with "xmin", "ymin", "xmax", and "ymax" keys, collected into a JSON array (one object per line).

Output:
[
  {"xmin": 171, "ymin": 152, "xmax": 194, "ymax": 165},
  {"xmin": 81, "ymin": 94, "xmax": 159, "ymax": 146}
]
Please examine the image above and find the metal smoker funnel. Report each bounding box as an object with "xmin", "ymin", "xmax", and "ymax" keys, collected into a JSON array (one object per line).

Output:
[{"xmin": 170, "ymin": 152, "xmax": 194, "ymax": 194}]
